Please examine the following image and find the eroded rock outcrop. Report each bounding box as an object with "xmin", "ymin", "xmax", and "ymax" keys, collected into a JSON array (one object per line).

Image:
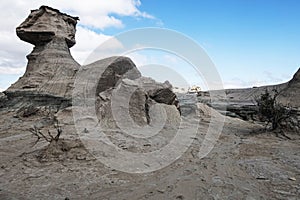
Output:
[
  {"xmin": 5, "ymin": 6, "xmax": 80, "ymax": 103},
  {"xmin": 277, "ymin": 68, "xmax": 300, "ymax": 108},
  {"xmin": 3, "ymin": 6, "xmax": 181, "ymax": 128},
  {"xmin": 86, "ymin": 56, "xmax": 142, "ymax": 94},
  {"xmin": 197, "ymin": 68, "xmax": 300, "ymax": 132},
  {"xmin": 96, "ymin": 76, "xmax": 180, "ymax": 129},
  {"xmin": 16, "ymin": 6, "xmax": 78, "ymax": 48}
]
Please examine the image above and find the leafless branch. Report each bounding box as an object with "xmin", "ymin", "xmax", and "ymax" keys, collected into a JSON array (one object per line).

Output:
[{"xmin": 30, "ymin": 120, "xmax": 62, "ymax": 146}]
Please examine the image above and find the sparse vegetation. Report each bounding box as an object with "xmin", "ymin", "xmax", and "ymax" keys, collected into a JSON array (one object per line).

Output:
[
  {"xmin": 29, "ymin": 106, "xmax": 62, "ymax": 146},
  {"xmin": 256, "ymin": 89, "xmax": 293, "ymax": 138},
  {"xmin": 29, "ymin": 119, "xmax": 62, "ymax": 146}
]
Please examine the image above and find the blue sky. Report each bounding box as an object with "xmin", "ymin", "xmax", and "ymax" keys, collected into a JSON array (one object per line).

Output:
[
  {"xmin": 124, "ymin": 0, "xmax": 300, "ymax": 88},
  {"xmin": 0, "ymin": 0, "xmax": 299, "ymax": 91}
]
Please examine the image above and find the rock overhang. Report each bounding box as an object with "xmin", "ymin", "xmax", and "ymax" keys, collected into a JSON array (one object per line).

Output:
[{"xmin": 16, "ymin": 5, "xmax": 79, "ymax": 48}]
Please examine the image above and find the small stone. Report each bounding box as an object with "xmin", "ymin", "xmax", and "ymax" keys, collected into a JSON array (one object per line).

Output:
[
  {"xmin": 76, "ymin": 155, "xmax": 86, "ymax": 160},
  {"xmin": 256, "ymin": 176, "xmax": 268, "ymax": 180},
  {"xmin": 288, "ymin": 177, "xmax": 296, "ymax": 181},
  {"xmin": 157, "ymin": 189, "xmax": 165, "ymax": 193},
  {"xmin": 176, "ymin": 195, "xmax": 184, "ymax": 199}
]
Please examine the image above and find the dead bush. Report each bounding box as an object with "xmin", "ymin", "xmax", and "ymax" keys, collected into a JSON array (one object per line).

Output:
[{"xmin": 29, "ymin": 119, "xmax": 62, "ymax": 146}]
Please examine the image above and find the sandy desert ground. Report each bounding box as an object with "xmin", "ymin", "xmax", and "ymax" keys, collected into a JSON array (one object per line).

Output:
[{"xmin": 0, "ymin": 100, "xmax": 299, "ymax": 200}]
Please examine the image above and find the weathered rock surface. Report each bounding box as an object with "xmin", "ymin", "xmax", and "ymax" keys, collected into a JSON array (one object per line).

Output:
[
  {"xmin": 198, "ymin": 69, "xmax": 300, "ymax": 131},
  {"xmin": 177, "ymin": 93, "xmax": 198, "ymax": 116},
  {"xmin": 0, "ymin": 92, "xmax": 7, "ymax": 109},
  {"xmin": 149, "ymin": 87, "xmax": 176, "ymax": 105},
  {"xmin": 16, "ymin": 6, "xmax": 79, "ymax": 48},
  {"xmin": 2, "ymin": 5, "xmax": 181, "ymax": 131},
  {"xmin": 87, "ymin": 56, "xmax": 141, "ymax": 94},
  {"xmin": 0, "ymin": 92, "xmax": 5, "ymax": 101},
  {"xmin": 2, "ymin": 5, "xmax": 180, "ymax": 127},
  {"xmin": 198, "ymin": 82, "xmax": 288, "ymax": 121},
  {"xmin": 277, "ymin": 68, "xmax": 300, "ymax": 108},
  {"xmin": 96, "ymin": 76, "xmax": 180, "ymax": 129},
  {"xmin": 6, "ymin": 37, "xmax": 80, "ymax": 98},
  {"xmin": 68, "ymin": 55, "xmax": 179, "ymax": 129},
  {"xmin": 5, "ymin": 6, "xmax": 80, "ymax": 105}
]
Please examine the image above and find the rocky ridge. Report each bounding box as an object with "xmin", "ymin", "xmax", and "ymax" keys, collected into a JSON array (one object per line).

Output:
[
  {"xmin": 198, "ymin": 69, "xmax": 300, "ymax": 132},
  {"xmin": 277, "ymin": 68, "xmax": 300, "ymax": 108}
]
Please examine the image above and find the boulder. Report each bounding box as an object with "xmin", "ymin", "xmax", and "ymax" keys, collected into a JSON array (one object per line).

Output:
[
  {"xmin": 96, "ymin": 77, "xmax": 180, "ymax": 129},
  {"xmin": 130, "ymin": 77, "xmax": 176, "ymax": 105},
  {"xmin": 149, "ymin": 88, "xmax": 176, "ymax": 105},
  {"xmin": 84, "ymin": 56, "xmax": 141, "ymax": 94},
  {"xmin": 177, "ymin": 93, "xmax": 198, "ymax": 116}
]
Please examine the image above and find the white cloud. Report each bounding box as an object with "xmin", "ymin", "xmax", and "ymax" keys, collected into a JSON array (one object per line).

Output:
[
  {"xmin": 262, "ymin": 70, "xmax": 283, "ymax": 83},
  {"xmin": 72, "ymin": 26, "xmax": 126, "ymax": 65},
  {"xmin": 163, "ymin": 55, "xmax": 180, "ymax": 64},
  {"xmin": 0, "ymin": 66, "xmax": 25, "ymax": 75},
  {"xmin": 222, "ymin": 70, "xmax": 289, "ymax": 89},
  {"xmin": 128, "ymin": 51, "xmax": 179, "ymax": 68},
  {"xmin": 0, "ymin": 0, "xmax": 154, "ymax": 30},
  {"xmin": 128, "ymin": 52, "xmax": 149, "ymax": 67},
  {"xmin": 71, "ymin": 27, "xmax": 113, "ymax": 64},
  {"xmin": 127, "ymin": 51, "xmax": 205, "ymax": 90}
]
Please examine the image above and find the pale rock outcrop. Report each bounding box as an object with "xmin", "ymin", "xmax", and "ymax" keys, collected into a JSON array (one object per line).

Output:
[
  {"xmin": 85, "ymin": 56, "xmax": 141, "ymax": 94},
  {"xmin": 4, "ymin": 5, "xmax": 181, "ymax": 128},
  {"xmin": 5, "ymin": 6, "xmax": 80, "ymax": 100},
  {"xmin": 16, "ymin": 6, "xmax": 78, "ymax": 48},
  {"xmin": 277, "ymin": 68, "xmax": 300, "ymax": 108},
  {"xmin": 136, "ymin": 77, "xmax": 176, "ymax": 105},
  {"xmin": 96, "ymin": 76, "xmax": 180, "ymax": 129}
]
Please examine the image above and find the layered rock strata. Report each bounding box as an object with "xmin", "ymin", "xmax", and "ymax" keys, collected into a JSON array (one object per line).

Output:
[{"xmin": 5, "ymin": 6, "xmax": 80, "ymax": 106}]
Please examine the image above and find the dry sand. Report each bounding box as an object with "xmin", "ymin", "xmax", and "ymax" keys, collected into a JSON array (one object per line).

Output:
[{"xmin": 0, "ymin": 104, "xmax": 299, "ymax": 200}]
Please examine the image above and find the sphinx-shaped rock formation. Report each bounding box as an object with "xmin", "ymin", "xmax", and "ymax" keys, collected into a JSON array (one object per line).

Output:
[
  {"xmin": 5, "ymin": 6, "xmax": 80, "ymax": 102},
  {"xmin": 3, "ymin": 5, "xmax": 181, "ymax": 127}
]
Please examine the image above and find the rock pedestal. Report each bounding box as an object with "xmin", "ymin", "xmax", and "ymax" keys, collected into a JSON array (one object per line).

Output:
[{"xmin": 5, "ymin": 6, "xmax": 80, "ymax": 101}]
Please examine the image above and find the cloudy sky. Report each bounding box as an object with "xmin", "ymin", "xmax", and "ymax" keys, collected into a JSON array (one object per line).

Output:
[{"xmin": 0, "ymin": 0, "xmax": 299, "ymax": 91}]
